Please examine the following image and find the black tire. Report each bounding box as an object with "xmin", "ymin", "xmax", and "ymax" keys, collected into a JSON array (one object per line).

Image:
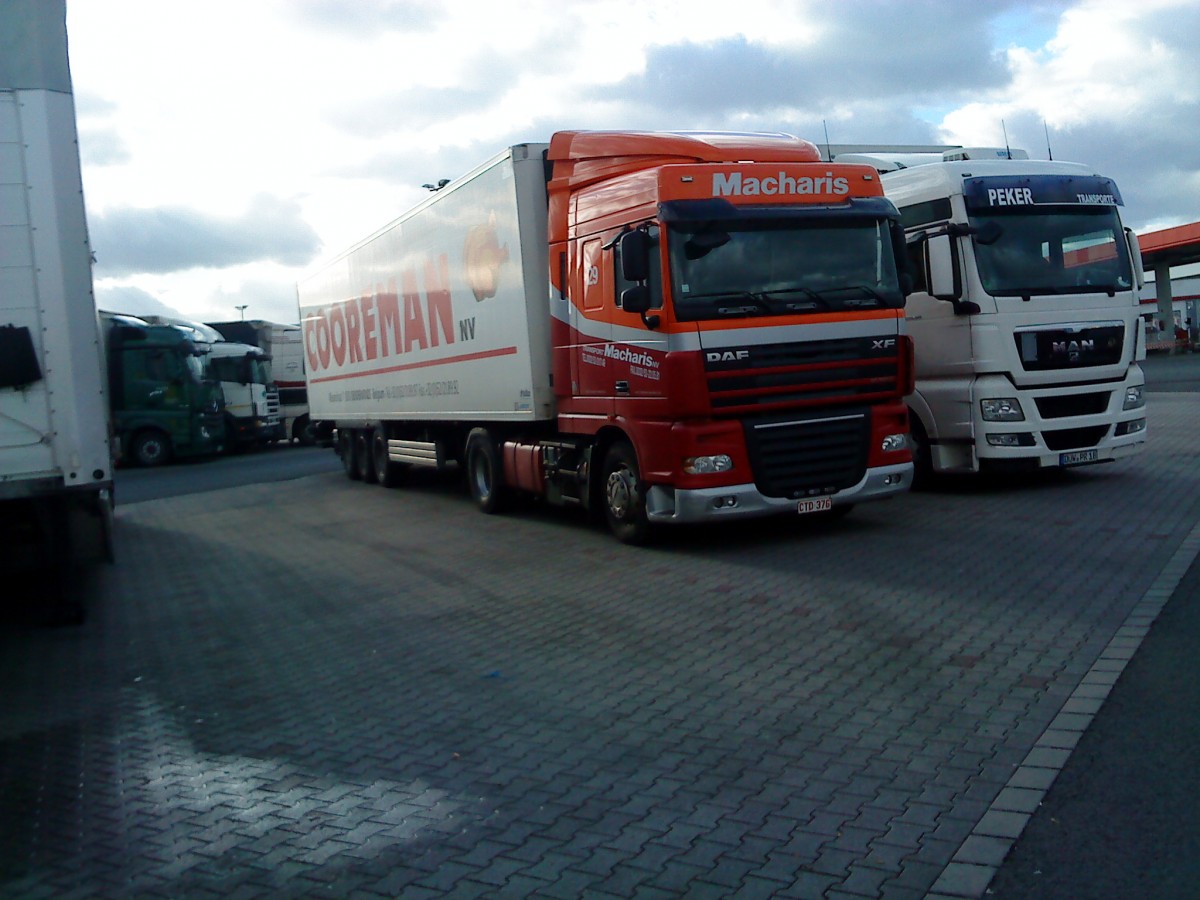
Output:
[
  {"xmin": 294, "ymin": 414, "xmax": 316, "ymax": 446},
  {"xmin": 602, "ymin": 440, "xmax": 652, "ymax": 544},
  {"xmin": 130, "ymin": 430, "xmax": 171, "ymax": 467},
  {"xmin": 339, "ymin": 429, "xmax": 360, "ymax": 480},
  {"xmin": 353, "ymin": 429, "xmax": 377, "ymax": 483},
  {"xmin": 223, "ymin": 414, "xmax": 244, "ymax": 454},
  {"xmin": 98, "ymin": 489, "xmax": 116, "ymax": 564},
  {"xmin": 371, "ymin": 426, "xmax": 406, "ymax": 488},
  {"xmin": 466, "ymin": 428, "xmax": 508, "ymax": 514},
  {"xmin": 909, "ymin": 412, "xmax": 934, "ymax": 490}
]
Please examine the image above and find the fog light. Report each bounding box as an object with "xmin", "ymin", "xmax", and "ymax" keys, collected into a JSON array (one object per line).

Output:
[
  {"xmin": 1123, "ymin": 386, "xmax": 1144, "ymax": 410},
  {"xmin": 685, "ymin": 454, "xmax": 733, "ymax": 475},
  {"xmin": 881, "ymin": 433, "xmax": 907, "ymax": 453},
  {"xmin": 884, "ymin": 473, "xmax": 903, "ymax": 485},
  {"xmin": 981, "ymin": 398, "xmax": 1024, "ymax": 421},
  {"xmin": 1116, "ymin": 418, "xmax": 1146, "ymax": 436},
  {"xmin": 711, "ymin": 495, "xmax": 738, "ymax": 509},
  {"xmin": 986, "ymin": 433, "xmax": 1035, "ymax": 447}
]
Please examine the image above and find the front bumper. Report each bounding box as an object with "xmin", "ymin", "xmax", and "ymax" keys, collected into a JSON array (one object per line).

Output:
[{"xmin": 644, "ymin": 461, "xmax": 913, "ymax": 525}]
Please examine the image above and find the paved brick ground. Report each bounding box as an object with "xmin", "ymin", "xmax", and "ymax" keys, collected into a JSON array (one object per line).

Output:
[{"xmin": 2, "ymin": 393, "xmax": 1197, "ymax": 899}]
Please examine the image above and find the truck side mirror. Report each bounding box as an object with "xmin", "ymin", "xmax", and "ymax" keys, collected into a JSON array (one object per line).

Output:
[
  {"xmin": 1125, "ymin": 228, "xmax": 1145, "ymax": 291},
  {"xmin": 621, "ymin": 286, "xmax": 650, "ymax": 314},
  {"xmin": 619, "ymin": 229, "xmax": 651, "ymax": 283},
  {"xmin": 927, "ymin": 233, "xmax": 961, "ymax": 303}
]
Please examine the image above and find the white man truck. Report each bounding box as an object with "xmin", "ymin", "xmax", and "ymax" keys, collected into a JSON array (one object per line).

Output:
[
  {"xmin": 1, "ymin": 0, "xmax": 114, "ymax": 620},
  {"xmin": 831, "ymin": 146, "xmax": 1147, "ymax": 477},
  {"xmin": 299, "ymin": 131, "xmax": 916, "ymax": 543},
  {"xmin": 208, "ymin": 320, "xmax": 311, "ymax": 443}
]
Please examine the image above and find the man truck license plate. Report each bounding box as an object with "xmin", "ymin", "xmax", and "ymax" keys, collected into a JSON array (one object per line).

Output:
[
  {"xmin": 1059, "ymin": 449, "xmax": 1098, "ymax": 466},
  {"xmin": 797, "ymin": 497, "xmax": 833, "ymax": 515}
]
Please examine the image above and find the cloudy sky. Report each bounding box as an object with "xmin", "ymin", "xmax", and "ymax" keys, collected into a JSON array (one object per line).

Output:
[{"xmin": 63, "ymin": 0, "xmax": 1200, "ymax": 326}]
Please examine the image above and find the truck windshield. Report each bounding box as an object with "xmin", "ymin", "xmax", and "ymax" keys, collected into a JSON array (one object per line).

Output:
[
  {"xmin": 971, "ymin": 207, "xmax": 1133, "ymax": 298},
  {"xmin": 247, "ymin": 357, "xmax": 271, "ymax": 385},
  {"xmin": 667, "ymin": 218, "xmax": 904, "ymax": 322},
  {"xmin": 184, "ymin": 354, "xmax": 206, "ymax": 383}
]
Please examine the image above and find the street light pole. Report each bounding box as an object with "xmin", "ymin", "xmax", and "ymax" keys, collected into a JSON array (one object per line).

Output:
[{"xmin": 235, "ymin": 305, "xmax": 248, "ymax": 320}]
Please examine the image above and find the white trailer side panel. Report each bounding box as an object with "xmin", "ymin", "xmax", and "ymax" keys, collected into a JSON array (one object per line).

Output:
[
  {"xmin": 266, "ymin": 323, "xmax": 305, "ymax": 388},
  {"xmin": 0, "ymin": 88, "xmax": 109, "ymax": 494},
  {"xmin": 298, "ymin": 144, "xmax": 553, "ymax": 424}
]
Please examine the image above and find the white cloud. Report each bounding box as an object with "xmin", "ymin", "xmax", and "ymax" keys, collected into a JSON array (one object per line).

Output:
[{"xmin": 59, "ymin": 0, "xmax": 1200, "ymax": 323}]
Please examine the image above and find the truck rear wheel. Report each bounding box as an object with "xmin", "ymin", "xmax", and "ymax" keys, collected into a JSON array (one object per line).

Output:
[
  {"xmin": 353, "ymin": 429, "xmax": 377, "ymax": 483},
  {"xmin": 339, "ymin": 429, "xmax": 360, "ymax": 480},
  {"xmin": 371, "ymin": 426, "xmax": 406, "ymax": 488},
  {"xmin": 130, "ymin": 430, "xmax": 172, "ymax": 467},
  {"xmin": 466, "ymin": 428, "xmax": 508, "ymax": 514},
  {"xmin": 602, "ymin": 441, "xmax": 651, "ymax": 544}
]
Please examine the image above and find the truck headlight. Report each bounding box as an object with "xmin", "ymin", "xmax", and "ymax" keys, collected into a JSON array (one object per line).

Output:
[
  {"xmin": 684, "ymin": 454, "xmax": 733, "ymax": 475},
  {"xmin": 1123, "ymin": 385, "xmax": 1144, "ymax": 410},
  {"xmin": 881, "ymin": 433, "xmax": 907, "ymax": 453},
  {"xmin": 981, "ymin": 398, "xmax": 1025, "ymax": 421}
]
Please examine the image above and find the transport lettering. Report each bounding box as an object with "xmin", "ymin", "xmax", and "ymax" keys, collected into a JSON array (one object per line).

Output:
[
  {"xmin": 712, "ymin": 171, "xmax": 850, "ymax": 198},
  {"xmin": 303, "ymin": 254, "xmax": 455, "ymax": 373},
  {"xmin": 1076, "ymin": 193, "xmax": 1118, "ymax": 205}
]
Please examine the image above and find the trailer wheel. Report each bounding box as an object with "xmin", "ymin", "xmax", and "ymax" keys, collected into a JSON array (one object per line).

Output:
[
  {"xmin": 130, "ymin": 430, "xmax": 172, "ymax": 467},
  {"xmin": 602, "ymin": 441, "xmax": 652, "ymax": 545},
  {"xmin": 338, "ymin": 429, "xmax": 360, "ymax": 480},
  {"xmin": 371, "ymin": 426, "xmax": 406, "ymax": 488},
  {"xmin": 466, "ymin": 428, "xmax": 508, "ymax": 514},
  {"xmin": 353, "ymin": 429, "xmax": 377, "ymax": 483}
]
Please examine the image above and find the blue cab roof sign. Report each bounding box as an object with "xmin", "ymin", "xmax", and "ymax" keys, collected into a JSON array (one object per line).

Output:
[{"xmin": 964, "ymin": 175, "xmax": 1123, "ymax": 210}]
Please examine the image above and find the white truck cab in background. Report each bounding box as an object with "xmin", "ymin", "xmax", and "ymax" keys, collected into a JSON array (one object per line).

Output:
[{"xmin": 831, "ymin": 146, "xmax": 1147, "ymax": 477}]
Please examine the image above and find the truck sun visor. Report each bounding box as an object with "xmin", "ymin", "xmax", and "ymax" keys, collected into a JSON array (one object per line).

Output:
[
  {"xmin": 659, "ymin": 196, "xmax": 899, "ymax": 225},
  {"xmin": 963, "ymin": 175, "xmax": 1123, "ymax": 211}
]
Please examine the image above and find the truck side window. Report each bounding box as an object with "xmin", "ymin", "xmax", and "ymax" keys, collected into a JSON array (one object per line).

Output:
[
  {"xmin": 581, "ymin": 239, "xmax": 606, "ymax": 312},
  {"xmin": 906, "ymin": 237, "xmax": 929, "ymax": 294},
  {"xmin": 210, "ymin": 358, "xmax": 237, "ymax": 382},
  {"xmin": 614, "ymin": 226, "xmax": 663, "ymax": 309}
]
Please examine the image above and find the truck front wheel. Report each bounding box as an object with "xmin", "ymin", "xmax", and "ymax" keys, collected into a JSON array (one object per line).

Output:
[
  {"xmin": 602, "ymin": 441, "xmax": 651, "ymax": 544},
  {"xmin": 130, "ymin": 430, "xmax": 172, "ymax": 467},
  {"xmin": 909, "ymin": 412, "xmax": 934, "ymax": 490},
  {"xmin": 466, "ymin": 428, "xmax": 508, "ymax": 514}
]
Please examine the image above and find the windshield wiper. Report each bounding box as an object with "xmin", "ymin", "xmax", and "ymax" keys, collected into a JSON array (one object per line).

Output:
[
  {"xmin": 686, "ymin": 291, "xmax": 775, "ymax": 316},
  {"xmin": 812, "ymin": 285, "xmax": 888, "ymax": 307},
  {"xmin": 757, "ymin": 286, "xmax": 829, "ymax": 311}
]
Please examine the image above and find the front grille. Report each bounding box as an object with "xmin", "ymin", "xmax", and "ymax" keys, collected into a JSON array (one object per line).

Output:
[
  {"xmin": 743, "ymin": 408, "xmax": 869, "ymax": 498},
  {"xmin": 266, "ymin": 388, "xmax": 281, "ymax": 417},
  {"xmin": 1034, "ymin": 392, "xmax": 1111, "ymax": 419},
  {"xmin": 1042, "ymin": 425, "xmax": 1110, "ymax": 451},
  {"xmin": 706, "ymin": 336, "xmax": 900, "ymax": 415},
  {"xmin": 1015, "ymin": 325, "xmax": 1124, "ymax": 372}
]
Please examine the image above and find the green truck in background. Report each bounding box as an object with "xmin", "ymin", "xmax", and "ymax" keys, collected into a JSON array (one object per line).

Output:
[{"xmin": 101, "ymin": 313, "xmax": 226, "ymax": 466}]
